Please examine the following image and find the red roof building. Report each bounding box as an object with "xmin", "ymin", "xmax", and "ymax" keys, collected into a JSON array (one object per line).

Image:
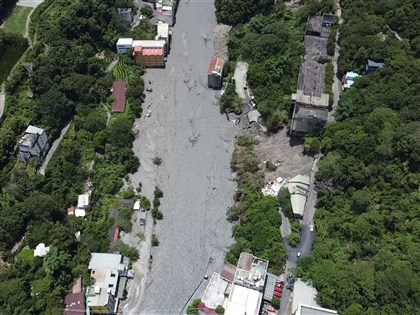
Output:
[
  {"xmin": 112, "ymin": 81, "xmax": 127, "ymax": 113},
  {"xmin": 65, "ymin": 291, "xmax": 85, "ymax": 315},
  {"xmin": 67, "ymin": 207, "xmax": 75, "ymax": 216},
  {"xmin": 208, "ymin": 58, "xmax": 224, "ymax": 89}
]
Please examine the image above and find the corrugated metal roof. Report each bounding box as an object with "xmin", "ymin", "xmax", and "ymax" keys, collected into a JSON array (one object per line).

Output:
[
  {"xmin": 88, "ymin": 253, "xmax": 125, "ymax": 270},
  {"xmin": 112, "ymin": 81, "xmax": 127, "ymax": 113},
  {"xmin": 263, "ymin": 273, "xmax": 277, "ymax": 301}
]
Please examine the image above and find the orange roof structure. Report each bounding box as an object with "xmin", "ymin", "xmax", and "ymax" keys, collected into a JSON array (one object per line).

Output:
[
  {"xmin": 208, "ymin": 58, "xmax": 224, "ymax": 75},
  {"xmin": 132, "ymin": 46, "xmax": 164, "ymax": 56}
]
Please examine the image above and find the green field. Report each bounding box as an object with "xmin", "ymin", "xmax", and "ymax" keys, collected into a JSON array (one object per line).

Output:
[
  {"xmin": 112, "ymin": 61, "xmax": 130, "ymax": 81},
  {"xmin": 4, "ymin": 6, "xmax": 33, "ymax": 36}
]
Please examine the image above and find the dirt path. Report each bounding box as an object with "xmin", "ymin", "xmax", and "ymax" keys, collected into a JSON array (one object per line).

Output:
[{"xmin": 123, "ymin": 0, "xmax": 236, "ymax": 314}]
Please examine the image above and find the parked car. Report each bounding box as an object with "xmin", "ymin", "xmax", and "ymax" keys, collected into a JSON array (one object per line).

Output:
[
  {"xmin": 297, "ymin": 251, "xmax": 301, "ymax": 258},
  {"xmin": 146, "ymin": 87, "xmax": 153, "ymax": 92},
  {"xmin": 310, "ymin": 224, "xmax": 314, "ymax": 232}
]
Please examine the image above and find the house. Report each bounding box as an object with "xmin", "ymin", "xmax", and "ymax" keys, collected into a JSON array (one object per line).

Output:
[
  {"xmin": 117, "ymin": 8, "xmax": 134, "ymax": 23},
  {"xmin": 322, "ymin": 13, "xmax": 336, "ymax": 27},
  {"xmin": 65, "ymin": 277, "xmax": 86, "ymax": 315},
  {"xmin": 112, "ymin": 81, "xmax": 127, "ymax": 113},
  {"xmin": 132, "ymin": 45, "xmax": 165, "ymax": 68},
  {"xmin": 86, "ymin": 253, "xmax": 132, "ymax": 315},
  {"xmin": 34, "ymin": 243, "xmax": 50, "ymax": 257},
  {"xmin": 287, "ymin": 174, "xmax": 310, "ymax": 218},
  {"xmin": 342, "ymin": 71, "xmax": 360, "ymax": 89},
  {"xmin": 116, "ymin": 38, "xmax": 134, "ymax": 54},
  {"xmin": 208, "ymin": 58, "xmax": 224, "ymax": 89},
  {"xmin": 17, "ymin": 125, "xmax": 49, "ymax": 162},
  {"xmin": 67, "ymin": 207, "xmax": 75, "ymax": 216},
  {"xmin": 366, "ymin": 59, "xmax": 385, "ymax": 72},
  {"xmin": 156, "ymin": 22, "xmax": 171, "ymax": 55},
  {"xmin": 73, "ymin": 192, "xmax": 91, "ymax": 218}
]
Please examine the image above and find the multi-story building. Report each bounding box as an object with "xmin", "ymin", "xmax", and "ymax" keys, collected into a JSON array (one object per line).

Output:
[
  {"xmin": 86, "ymin": 253, "xmax": 131, "ymax": 315},
  {"xmin": 208, "ymin": 58, "xmax": 224, "ymax": 89},
  {"xmin": 17, "ymin": 125, "xmax": 49, "ymax": 162},
  {"xmin": 116, "ymin": 38, "xmax": 134, "ymax": 54},
  {"xmin": 132, "ymin": 40, "xmax": 166, "ymax": 67},
  {"xmin": 199, "ymin": 252, "xmax": 269, "ymax": 315},
  {"xmin": 156, "ymin": 21, "xmax": 171, "ymax": 55}
]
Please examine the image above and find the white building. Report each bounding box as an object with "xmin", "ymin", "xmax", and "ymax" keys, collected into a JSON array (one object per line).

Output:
[
  {"xmin": 72, "ymin": 192, "xmax": 91, "ymax": 218},
  {"xmin": 86, "ymin": 253, "xmax": 131, "ymax": 314},
  {"xmin": 156, "ymin": 22, "xmax": 171, "ymax": 55},
  {"xmin": 292, "ymin": 279, "xmax": 338, "ymax": 315},
  {"xmin": 116, "ymin": 38, "xmax": 134, "ymax": 54},
  {"xmin": 34, "ymin": 243, "xmax": 50, "ymax": 257},
  {"xmin": 17, "ymin": 125, "xmax": 49, "ymax": 162},
  {"xmin": 116, "ymin": 38, "xmax": 166, "ymax": 54}
]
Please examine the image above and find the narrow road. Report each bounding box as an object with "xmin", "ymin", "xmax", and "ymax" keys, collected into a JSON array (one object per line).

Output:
[
  {"xmin": 123, "ymin": 0, "xmax": 236, "ymax": 314},
  {"xmin": 38, "ymin": 120, "xmax": 72, "ymax": 175},
  {"xmin": 328, "ymin": 0, "xmax": 343, "ymax": 122},
  {"xmin": 279, "ymin": 155, "xmax": 320, "ymax": 315},
  {"xmin": 0, "ymin": 84, "xmax": 5, "ymax": 122}
]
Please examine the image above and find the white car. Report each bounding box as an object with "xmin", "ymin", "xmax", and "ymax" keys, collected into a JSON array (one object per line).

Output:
[
  {"xmin": 310, "ymin": 224, "xmax": 314, "ymax": 232},
  {"xmin": 297, "ymin": 251, "xmax": 301, "ymax": 258},
  {"xmin": 146, "ymin": 109, "xmax": 152, "ymax": 117}
]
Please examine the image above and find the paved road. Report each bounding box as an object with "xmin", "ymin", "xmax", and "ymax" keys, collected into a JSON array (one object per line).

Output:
[
  {"xmin": 123, "ymin": 0, "xmax": 236, "ymax": 314},
  {"xmin": 38, "ymin": 120, "xmax": 72, "ymax": 175},
  {"xmin": 278, "ymin": 155, "xmax": 320, "ymax": 315},
  {"xmin": 328, "ymin": 0, "xmax": 344, "ymax": 122}
]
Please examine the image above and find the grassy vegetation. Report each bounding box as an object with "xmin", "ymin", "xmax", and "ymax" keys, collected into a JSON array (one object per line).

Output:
[
  {"xmin": 4, "ymin": 6, "xmax": 33, "ymax": 36},
  {"xmin": 0, "ymin": 34, "xmax": 28, "ymax": 84},
  {"xmin": 113, "ymin": 61, "xmax": 130, "ymax": 81}
]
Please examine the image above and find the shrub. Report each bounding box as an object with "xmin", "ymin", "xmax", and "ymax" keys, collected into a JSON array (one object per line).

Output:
[
  {"xmin": 272, "ymin": 297, "xmax": 281, "ymax": 309},
  {"xmin": 154, "ymin": 186, "xmax": 163, "ymax": 199},
  {"xmin": 152, "ymin": 156, "xmax": 162, "ymax": 166},
  {"xmin": 151, "ymin": 234, "xmax": 159, "ymax": 246},
  {"xmin": 216, "ymin": 305, "xmax": 225, "ymax": 314},
  {"xmin": 187, "ymin": 299, "xmax": 201, "ymax": 315},
  {"xmin": 265, "ymin": 161, "xmax": 277, "ymax": 172}
]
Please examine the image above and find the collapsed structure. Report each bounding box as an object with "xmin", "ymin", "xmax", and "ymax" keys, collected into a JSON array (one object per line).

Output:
[{"xmin": 290, "ymin": 14, "xmax": 336, "ymax": 135}]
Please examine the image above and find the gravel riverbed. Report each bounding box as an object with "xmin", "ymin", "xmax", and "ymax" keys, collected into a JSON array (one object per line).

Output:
[{"xmin": 123, "ymin": 0, "xmax": 236, "ymax": 313}]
